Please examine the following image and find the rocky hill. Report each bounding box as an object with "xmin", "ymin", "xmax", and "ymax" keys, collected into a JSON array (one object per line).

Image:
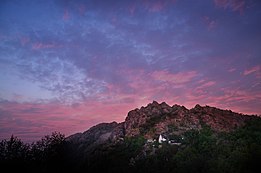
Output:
[
  {"xmin": 67, "ymin": 101, "xmax": 253, "ymax": 146},
  {"xmin": 62, "ymin": 101, "xmax": 260, "ymax": 173}
]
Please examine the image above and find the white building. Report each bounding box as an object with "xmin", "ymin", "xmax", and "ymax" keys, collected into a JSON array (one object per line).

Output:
[{"xmin": 158, "ymin": 134, "xmax": 167, "ymax": 143}]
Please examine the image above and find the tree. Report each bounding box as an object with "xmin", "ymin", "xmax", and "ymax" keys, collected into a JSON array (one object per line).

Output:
[
  {"xmin": 31, "ymin": 132, "xmax": 65, "ymax": 162},
  {"xmin": 0, "ymin": 135, "xmax": 30, "ymax": 171}
]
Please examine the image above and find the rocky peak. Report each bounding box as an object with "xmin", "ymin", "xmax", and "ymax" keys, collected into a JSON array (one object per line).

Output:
[
  {"xmin": 194, "ymin": 104, "xmax": 202, "ymax": 109},
  {"xmin": 123, "ymin": 101, "xmax": 254, "ymax": 138},
  {"xmin": 151, "ymin": 100, "xmax": 160, "ymax": 106},
  {"xmin": 124, "ymin": 101, "xmax": 182, "ymax": 137}
]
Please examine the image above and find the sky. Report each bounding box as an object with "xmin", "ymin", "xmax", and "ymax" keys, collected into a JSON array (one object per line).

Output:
[{"xmin": 0, "ymin": 0, "xmax": 261, "ymax": 143}]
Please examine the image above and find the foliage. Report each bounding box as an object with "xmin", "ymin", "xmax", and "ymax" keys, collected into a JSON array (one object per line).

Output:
[
  {"xmin": 0, "ymin": 135, "xmax": 29, "ymax": 160},
  {"xmin": 125, "ymin": 136, "xmax": 146, "ymax": 154},
  {"xmin": 0, "ymin": 132, "xmax": 65, "ymax": 172}
]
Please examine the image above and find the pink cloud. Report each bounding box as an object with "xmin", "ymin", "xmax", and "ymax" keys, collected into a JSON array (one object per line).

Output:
[
  {"xmin": 20, "ymin": 36, "xmax": 30, "ymax": 46},
  {"xmin": 182, "ymin": 85, "xmax": 261, "ymax": 115},
  {"xmin": 196, "ymin": 81, "xmax": 216, "ymax": 90},
  {"xmin": 104, "ymin": 69, "xmax": 201, "ymax": 106},
  {"xmin": 202, "ymin": 16, "xmax": 217, "ymax": 30},
  {"xmin": 214, "ymin": 0, "xmax": 245, "ymax": 14},
  {"xmin": 215, "ymin": 88, "xmax": 261, "ymax": 112},
  {"xmin": 228, "ymin": 68, "xmax": 236, "ymax": 72},
  {"xmin": 101, "ymin": 70, "xmax": 157, "ymax": 105},
  {"xmin": 63, "ymin": 9, "xmax": 70, "ymax": 21},
  {"xmin": 243, "ymin": 65, "xmax": 260, "ymax": 76},
  {"xmin": 142, "ymin": 0, "xmax": 169, "ymax": 13},
  {"xmin": 32, "ymin": 42, "xmax": 57, "ymax": 50},
  {"xmin": 218, "ymin": 89, "xmax": 259, "ymax": 110},
  {"xmin": 101, "ymin": 69, "xmax": 183, "ymax": 106},
  {"xmin": 129, "ymin": 3, "xmax": 136, "ymax": 15},
  {"xmin": 0, "ymin": 99, "xmax": 139, "ymax": 142},
  {"xmin": 151, "ymin": 70, "xmax": 198, "ymax": 84},
  {"xmin": 78, "ymin": 4, "xmax": 86, "ymax": 16},
  {"xmin": 149, "ymin": 2, "xmax": 165, "ymax": 12},
  {"xmin": 230, "ymin": 0, "xmax": 245, "ymax": 13},
  {"xmin": 214, "ymin": 0, "xmax": 230, "ymax": 9}
]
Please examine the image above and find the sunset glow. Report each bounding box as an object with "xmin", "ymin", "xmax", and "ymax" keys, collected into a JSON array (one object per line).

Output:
[{"xmin": 0, "ymin": 0, "xmax": 260, "ymax": 142}]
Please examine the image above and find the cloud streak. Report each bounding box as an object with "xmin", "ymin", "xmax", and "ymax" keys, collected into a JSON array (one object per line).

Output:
[
  {"xmin": 214, "ymin": 0, "xmax": 246, "ymax": 14},
  {"xmin": 243, "ymin": 65, "xmax": 261, "ymax": 78}
]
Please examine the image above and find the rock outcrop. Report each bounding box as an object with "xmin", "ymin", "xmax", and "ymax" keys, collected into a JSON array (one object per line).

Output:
[
  {"xmin": 67, "ymin": 101, "xmax": 255, "ymax": 145},
  {"xmin": 124, "ymin": 101, "xmax": 252, "ymax": 138},
  {"xmin": 66, "ymin": 121, "xmax": 124, "ymax": 152}
]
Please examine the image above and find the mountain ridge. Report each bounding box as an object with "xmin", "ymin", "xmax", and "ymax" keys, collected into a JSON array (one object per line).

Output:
[{"xmin": 66, "ymin": 101, "xmax": 256, "ymax": 145}]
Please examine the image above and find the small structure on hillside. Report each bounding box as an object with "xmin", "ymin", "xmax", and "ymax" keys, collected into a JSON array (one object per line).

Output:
[{"xmin": 158, "ymin": 134, "xmax": 167, "ymax": 143}]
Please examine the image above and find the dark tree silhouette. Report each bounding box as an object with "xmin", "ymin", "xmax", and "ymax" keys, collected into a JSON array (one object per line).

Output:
[
  {"xmin": 0, "ymin": 132, "xmax": 66, "ymax": 172},
  {"xmin": 0, "ymin": 135, "xmax": 30, "ymax": 170}
]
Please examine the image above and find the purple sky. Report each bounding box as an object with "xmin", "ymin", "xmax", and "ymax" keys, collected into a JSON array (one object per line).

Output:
[{"xmin": 0, "ymin": 0, "xmax": 261, "ymax": 143}]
